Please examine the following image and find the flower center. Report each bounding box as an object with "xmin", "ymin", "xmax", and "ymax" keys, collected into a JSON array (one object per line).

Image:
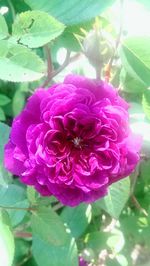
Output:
[{"xmin": 72, "ymin": 137, "xmax": 82, "ymax": 148}]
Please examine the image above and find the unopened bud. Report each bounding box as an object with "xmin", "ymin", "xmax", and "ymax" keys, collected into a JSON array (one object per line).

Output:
[{"xmin": 83, "ymin": 30, "xmax": 114, "ymax": 68}]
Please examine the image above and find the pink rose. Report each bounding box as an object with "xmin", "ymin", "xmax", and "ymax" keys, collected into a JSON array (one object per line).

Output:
[{"xmin": 4, "ymin": 75, "xmax": 141, "ymax": 206}]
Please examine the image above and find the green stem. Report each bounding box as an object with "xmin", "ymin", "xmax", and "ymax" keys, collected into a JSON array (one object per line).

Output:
[
  {"xmin": 95, "ymin": 65, "xmax": 102, "ymax": 80},
  {"xmin": 42, "ymin": 45, "xmax": 53, "ymax": 87},
  {"xmin": 7, "ymin": 0, "xmax": 16, "ymax": 21},
  {"xmin": 0, "ymin": 205, "xmax": 36, "ymax": 211},
  {"xmin": 105, "ymin": 0, "xmax": 124, "ymax": 82},
  {"xmin": 53, "ymin": 202, "xmax": 63, "ymax": 211},
  {"xmin": 131, "ymin": 195, "xmax": 148, "ymax": 217},
  {"xmin": 42, "ymin": 51, "xmax": 81, "ymax": 87},
  {"xmin": 16, "ymin": 252, "xmax": 32, "ymax": 266},
  {"xmin": 15, "ymin": 231, "xmax": 32, "ymax": 238}
]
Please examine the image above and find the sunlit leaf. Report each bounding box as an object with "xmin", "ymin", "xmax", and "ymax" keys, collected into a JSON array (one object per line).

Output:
[
  {"xmin": 93, "ymin": 178, "xmax": 130, "ymax": 219},
  {"xmin": 0, "ymin": 210, "xmax": 15, "ymax": 266},
  {"xmin": 0, "ymin": 15, "xmax": 8, "ymax": 40},
  {"xmin": 120, "ymin": 68, "xmax": 146, "ymax": 94},
  {"xmin": 61, "ymin": 204, "xmax": 92, "ymax": 238},
  {"xmin": 24, "ymin": 0, "xmax": 116, "ymax": 25},
  {"xmin": 142, "ymin": 90, "xmax": 150, "ymax": 120},
  {"xmin": 0, "ymin": 108, "xmax": 6, "ymax": 121},
  {"xmin": 32, "ymin": 206, "xmax": 78, "ymax": 266},
  {"xmin": 31, "ymin": 206, "xmax": 68, "ymax": 246},
  {"xmin": 0, "ymin": 40, "xmax": 46, "ymax": 82},
  {"xmin": 0, "ymin": 94, "xmax": 10, "ymax": 106},
  {"xmin": 32, "ymin": 235, "xmax": 78, "ymax": 266},
  {"xmin": 12, "ymin": 89, "xmax": 25, "ymax": 116},
  {"xmin": 120, "ymin": 37, "xmax": 150, "ymax": 86},
  {"xmin": 0, "ymin": 185, "xmax": 29, "ymax": 227},
  {"xmin": 12, "ymin": 11, "xmax": 65, "ymax": 48}
]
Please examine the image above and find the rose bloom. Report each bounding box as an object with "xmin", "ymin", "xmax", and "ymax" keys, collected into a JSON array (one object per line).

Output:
[{"xmin": 4, "ymin": 75, "xmax": 141, "ymax": 206}]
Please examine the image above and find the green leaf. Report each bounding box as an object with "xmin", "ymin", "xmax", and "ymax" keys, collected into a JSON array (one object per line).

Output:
[
  {"xmin": 0, "ymin": 123, "xmax": 11, "ymax": 185},
  {"xmin": 93, "ymin": 178, "xmax": 130, "ymax": 219},
  {"xmin": 120, "ymin": 37, "xmax": 150, "ymax": 86},
  {"xmin": 24, "ymin": 0, "xmax": 116, "ymax": 25},
  {"xmin": 31, "ymin": 206, "xmax": 68, "ymax": 246},
  {"xmin": 140, "ymin": 159, "xmax": 150, "ymax": 183},
  {"xmin": 142, "ymin": 90, "xmax": 150, "ymax": 120},
  {"xmin": 116, "ymin": 254, "xmax": 128, "ymax": 266},
  {"xmin": 0, "ymin": 107, "xmax": 6, "ymax": 121},
  {"xmin": 0, "ymin": 40, "xmax": 46, "ymax": 82},
  {"xmin": 0, "ymin": 122, "xmax": 10, "ymax": 180},
  {"xmin": 0, "ymin": 40, "xmax": 8, "ymax": 57},
  {"xmin": 61, "ymin": 204, "xmax": 92, "ymax": 238},
  {"xmin": 0, "ymin": 122, "xmax": 10, "ymax": 161},
  {"xmin": 0, "ymin": 164, "xmax": 12, "ymax": 186},
  {"xmin": 0, "ymin": 94, "xmax": 11, "ymax": 106},
  {"xmin": 13, "ymin": 239, "xmax": 30, "ymax": 265},
  {"xmin": 32, "ymin": 235, "xmax": 78, "ymax": 266},
  {"xmin": 85, "ymin": 231, "xmax": 109, "ymax": 255},
  {"xmin": 32, "ymin": 206, "xmax": 78, "ymax": 266},
  {"xmin": 36, "ymin": 196, "xmax": 57, "ymax": 206},
  {"xmin": 27, "ymin": 187, "xmax": 38, "ymax": 205},
  {"xmin": 120, "ymin": 69, "xmax": 146, "ymax": 94},
  {"xmin": 0, "ymin": 184, "xmax": 29, "ymax": 227},
  {"xmin": 54, "ymin": 30, "xmax": 82, "ymax": 52},
  {"xmin": 12, "ymin": 11, "xmax": 65, "ymax": 48},
  {"xmin": 0, "ymin": 210, "xmax": 15, "ymax": 266},
  {"xmin": 23, "ymin": 257, "xmax": 37, "ymax": 266},
  {"xmin": 107, "ymin": 229, "xmax": 125, "ymax": 253},
  {"xmin": 0, "ymin": 15, "xmax": 8, "ymax": 40},
  {"xmin": 12, "ymin": 89, "xmax": 25, "ymax": 116}
]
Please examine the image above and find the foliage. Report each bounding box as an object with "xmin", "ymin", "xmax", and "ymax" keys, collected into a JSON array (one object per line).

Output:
[{"xmin": 0, "ymin": 0, "xmax": 150, "ymax": 266}]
